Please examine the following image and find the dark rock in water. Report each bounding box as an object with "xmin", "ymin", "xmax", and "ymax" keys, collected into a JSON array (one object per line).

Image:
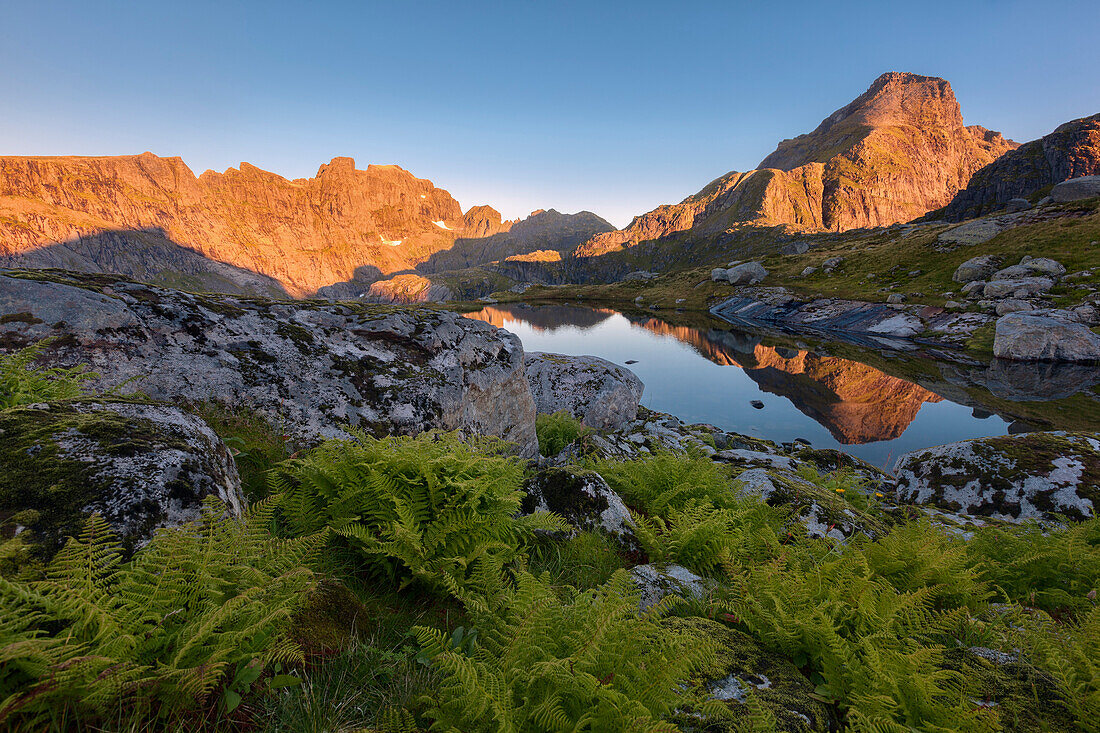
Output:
[
  {"xmin": 972, "ymin": 408, "xmax": 993, "ymax": 419},
  {"xmin": 521, "ymin": 466, "xmax": 635, "ymax": 549},
  {"xmin": 664, "ymin": 616, "xmax": 830, "ymax": 732},
  {"xmin": 750, "ymin": 400, "xmax": 765, "ymax": 409},
  {"xmin": 524, "ymin": 351, "xmax": 643, "ymax": 431},
  {"xmin": 624, "ymin": 359, "xmax": 638, "ymax": 364},
  {"xmin": 0, "ymin": 400, "xmax": 244, "ymax": 559},
  {"xmin": 893, "ymin": 432, "xmax": 1100, "ymax": 522},
  {"xmin": 0, "ymin": 270, "xmax": 537, "ymax": 456}
]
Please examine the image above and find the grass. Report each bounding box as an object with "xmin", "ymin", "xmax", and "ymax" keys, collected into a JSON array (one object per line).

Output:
[{"xmin": 189, "ymin": 401, "xmax": 295, "ymax": 501}]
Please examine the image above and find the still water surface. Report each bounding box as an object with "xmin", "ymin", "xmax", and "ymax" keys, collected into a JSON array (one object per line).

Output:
[{"xmin": 467, "ymin": 304, "xmax": 1100, "ymax": 469}]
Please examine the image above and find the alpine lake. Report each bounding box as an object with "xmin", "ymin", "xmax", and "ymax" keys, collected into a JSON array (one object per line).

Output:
[{"xmin": 467, "ymin": 302, "xmax": 1100, "ymax": 468}]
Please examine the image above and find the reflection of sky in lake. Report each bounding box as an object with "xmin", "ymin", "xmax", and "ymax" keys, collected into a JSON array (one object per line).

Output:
[{"xmin": 480, "ymin": 308, "xmax": 1014, "ymax": 469}]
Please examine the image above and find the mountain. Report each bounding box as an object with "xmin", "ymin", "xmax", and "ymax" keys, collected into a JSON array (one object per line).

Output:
[
  {"xmin": 0, "ymin": 153, "xmax": 607, "ymax": 297},
  {"xmin": 943, "ymin": 113, "xmax": 1100, "ymax": 220},
  {"xmin": 576, "ymin": 72, "xmax": 1016, "ymax": 258}
]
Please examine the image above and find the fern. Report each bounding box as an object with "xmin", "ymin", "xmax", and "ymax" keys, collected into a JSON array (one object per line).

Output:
[
  {"xmin": 0, "ymin": 339, "xmax": 97, "ymax": 410},
  {"xmin": 594, "ymin": 449, "xmax": 744, "ymax": 517},
  {"xmin": 273, "ymin": 430, "xmax": 568, "ymax": 595},
  {"xmin": 0, "ymin": 498, "xmax": 322, "ymax": 727},
  {"xmin": 413, "ymin": 557, "xmax": 723, "ymax": 732}
]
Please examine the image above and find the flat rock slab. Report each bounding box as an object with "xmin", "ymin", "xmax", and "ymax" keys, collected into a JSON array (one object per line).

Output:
[
  {"xmin": 0, "ymin": 400, "xmax": 244, "ymax": 558},
  {"xmin": 524, "ymin": 351, "xmax": 643, "ymax": 430},
  {"xmin": 1050, "ymin": 175, "xmax": 1100, "ymax": 202},
  {"xmin": 893, "ymin": 432, "xmax": 1100, "ymax": 522},
  {"xmin": 0, "ymin": 270, "xmax": 537, "ymax": 455}
]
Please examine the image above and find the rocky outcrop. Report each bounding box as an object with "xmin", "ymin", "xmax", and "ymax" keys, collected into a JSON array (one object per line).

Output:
[
  {"xmin": 317, "ymin": 273, "xmax": 455, "ymax": 304},
  {"xmin": 524, "ymin": 352, "xmax": 643, "ymax": 430},
  {"xmin": 0, "ymin": 400, "xmax": 244, "ymax": 558},
  {"xmin": 0, "ymin": 270, "xmax": 538, "ymax": 456},
  {"xmin": 577, "ymin": 72, "xmax": 1014, "ymax": 257},
  {"xmin": 993, "ymin": 312, "xmax": 1100, "ymax": 363},
  {"xmin": 1050, "ymin": 174, "xmax": 1100, "ymax": 202},
  {"xmin": 521, "ymin": 467, "xmax": 636, "ymax": 548},
  {"xmin": 0, "ymin": 154, "xmax": 595, "ymax": 297},
  {"xmin": 944, "ymin": 113, "xmax": 1100, "ymax": 220},
  {"xmin": 893, "ymin": 432, "xmax": 1100, "ymax": 522}
]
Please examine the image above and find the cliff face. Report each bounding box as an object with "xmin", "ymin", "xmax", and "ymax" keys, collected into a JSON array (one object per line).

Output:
[
  {"xmin": 576, "ymin": 72, "xmax": 1015, "ymax": 258},
  {"xmin": 0, "ymin": 153, "xmax": 601, "ymax": 297},
  {"xmin": 944, "ymin": 113, "xmax": 1100, "ymax": 221}
]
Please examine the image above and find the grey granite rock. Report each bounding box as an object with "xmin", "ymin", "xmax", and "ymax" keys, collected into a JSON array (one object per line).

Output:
[
  {"xmin": 524, "ymin": 352, "xmax": 643, "ymax": 431},
  {"xmin": 1050, "ymin": 175, "xmax": 1100, "ymax": 202},
  {"xmin": 993, "ymin": 313, "xmax": 1100, "ymax": 362}
]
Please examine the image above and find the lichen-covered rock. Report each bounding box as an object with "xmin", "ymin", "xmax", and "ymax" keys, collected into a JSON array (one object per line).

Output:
[
  {"xmin": 982, "ymin": 276, "xmax": 1054, "ymax": 298},
  {"xmin": 524, "ymin": 351, "xmax": 643, "ymax": 431},
  {"xmin": 665, "ymin": 617, "xmax": 829, "ymax": 732},
  {"xmin": 0, "ymin": 270, "xmax": 537, "ymax": 455},
  {"xmin": 940, "ymin": 647, "xmax": 1076, "ymax": 731},
  {"xmin": 893, "ymin": 432, "xmax": 1100, "ymax": 522},
  {"xmin": 521, "ymin": 466, "xmax": 636, "ymax": 549},
  {"xmin": 726, "ymin": 262, "xmax": 768, "ymax": 285},
  {"xmin": 1050, "ymin": 174, "xmax": 1100, "ymax": 202},
  {"xmin": 953, "ymin": 255, "xmax": 1002, "ymax": 283},
  {"xmin": 733, "ymin": 467, "xmax": 887, "ymax": 541},
  {"xmin": 0, "ymin": 400, "xmax": 244, "ymax": 558},
  {"xmin": 993, "ymin": 313, "xmax": 1100, "ymax": 363},
  {"xmin": 629, "ymin": 563, "xmax": 709, "ymax": 611}
]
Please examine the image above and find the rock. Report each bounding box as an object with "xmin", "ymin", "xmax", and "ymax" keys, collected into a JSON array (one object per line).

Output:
[
  {"xmin": 780, "ymin": 241, "xmax": 810, "ymax": 255},
  {"xmin": 727, "ymin": 261, "xmax": 743, "ymax": 268},
  {"xmin": 710, "ymin": 268, "xmax": 729, "ymax": 282},
  {"xmin": 993, "ymin": 313, "xmax": 1100, "ymax": 362},
  {"xmin": 1019, "ymin": 257, "xmax": 1066, "ymax": 277},
  {"xmin": 628, "ymin": 563, "xmax": 708, "ymax": 611},
  {"xmin": 725, "ymin": 262, "xmax": 769, "ymax": 285},
  {"xmin": 954, "ymin": 256, "xmax": 1003, "ymax": 283},
  {"xmin": 524, "ymin": 352, "xmax": 643, "ymax": 431},
  {"xmin": 1005, "ymin": 197, "xmax": 1031, "ymax": 212},
  {"xmin": 994, "ymin": 299, "xmax": 1035, "ymax": 316},
  {"xmin": 0, "ymin": 271, "xmax": 538, "ymax": 455},
  {"xmin": 750, "ymin": 400, "xmax": 764, "ymax": 410},
  {"xmin": 0, "ymin": 400, "xmax": 245, "ymax": 559},
  {"xmin": 822, "ymin": 257, "xmax": 844, "ymax": 269},
  {"xmin": 944, "ymin": 301, "xmax": 964, "ymax": 310},
  {"xmin": 521, "ymin": 467, "xmax": 635, "ymax": 549},
  {"xmin": 908, "ymin": 270, "xmax": 922, "ymax": 277},
  {"xmin": 938, "ymin": 219, "xmax": 1006, "ymax": 246},
  {"xmin": 800, "ymin": 266, "xmax": 818, "ymax": 277},
  {"xmin": 982, "ymin": 276, "xmax": 1054, "ymax": 298},
  {"xmin": 665, "ymin": 617, "xmax": 830, "ymax": 732},
  {"xmin": 991, "ymin": 265, "xmax": 1035, "ymax": 280},
  {"xmin": 893, "ymin": 432, "xmax": 1100, "ymax": 522},
  {"xmin": 733, "ymin": 467, "xmax": 886, "ymax": 541},
  {"xmin": 867, "ymin": 312, "xmax": 924, "ymax": 338},
  {"xmin": 886, "ymin": 293, "xmax": 906, "ymax": 304},
  {"xmin": 960, "ymin": 279, "xmax": 986, "ymax": 294},
  {"xmin": 1050, "ymin": 175, "xmax": 1100, "ymax": 202}
]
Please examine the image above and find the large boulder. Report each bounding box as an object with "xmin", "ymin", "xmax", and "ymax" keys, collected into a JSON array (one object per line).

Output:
[
  {"xmin": 725, "ymin": 262, "xmax": 768, "ymax": 285},
  {"xmin": 937, "ymin": 219, "xmax": 1006, "ymax": 247},
  {"xmin": 893, "ymin": 432, "xmax": 1100, "ymax": 522},
  {"xmin": 1050, "ymin": 175, "xmax": 1100, "ymax": 202},
  {"xmin": 521, "ymin": 467, "xmax": 635, "ymax": 548},
  {"xmin": 0, "ymin": 400, "xmax": 244, "ymax": 558},
  {"xmin": 993, "ymin": 313, "xmax": 1100, "ymax": 362},
  {"xmin": 952, "ymin": 255, "xmax": 1001, "ymax": 283},
  {"xmin": 982, "ymin": 276, "xmax": 1054, "ymax": 298},
  {"xmin": 628, "ymin": 563, "xmax": 709, "ymax": 611},
  {"xmin": 0, "ymin": 271, "xmax": 538, "ymax": 456},
  {"xmin": 524, "ymin": 351, "xmax": 643, "ymax": 430}
]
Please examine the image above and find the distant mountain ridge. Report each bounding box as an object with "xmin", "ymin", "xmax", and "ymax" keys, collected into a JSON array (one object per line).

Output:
[
  {"xmin": 577, "ymin": 72, "xmax": 1017, "ymax": 258},
  {"xmin": 0, "ymin": 153, "xmax": 610, "ymax": 296}
]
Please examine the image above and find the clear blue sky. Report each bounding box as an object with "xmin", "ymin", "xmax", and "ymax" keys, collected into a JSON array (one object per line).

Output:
[{"xmin": 2, "ymin": 1, "xmax": 1097, "ymax": 227}]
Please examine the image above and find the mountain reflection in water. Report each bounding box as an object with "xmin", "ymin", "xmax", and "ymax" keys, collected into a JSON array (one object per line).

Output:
[{"xmin": 467, "ymin": 303, "xmax": 1100, "ymax": 468}]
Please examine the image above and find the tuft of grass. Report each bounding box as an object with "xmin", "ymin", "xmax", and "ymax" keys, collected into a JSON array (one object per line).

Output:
[
  {"xmin": 527, "ymin": 530, "xmax": 628, "ymax": 592},
  {"xmin": 190, "ymin": 401, "xmax": 294, "ymax": 502},
  {"xmin": 535, "ymin": 410, "xmax": 592, "ymax": 457}
]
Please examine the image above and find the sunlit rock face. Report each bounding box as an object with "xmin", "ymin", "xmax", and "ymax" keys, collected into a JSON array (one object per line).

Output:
[
  {"xmin": 576, "ymin": 72, "xmax": 1016, "ymax": 257},
  {"xmin": 0, "ymin": 154, "xmax": 611, "ymax": 297}
]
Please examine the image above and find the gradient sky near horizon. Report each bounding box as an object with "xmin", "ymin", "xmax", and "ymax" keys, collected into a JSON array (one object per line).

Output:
[{"xmin": 2, "ymin": 1, "xmax": 1098, "ymax": 228}]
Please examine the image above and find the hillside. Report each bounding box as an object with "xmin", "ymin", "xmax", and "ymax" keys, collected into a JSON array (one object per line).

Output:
[
  {"xmin": 576, "ymin": 72, "xmax": 1015, "ymax": 258},
  {"xmin": 0, "ymin": 153, "xmax": 609, "ymax": 297}
]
